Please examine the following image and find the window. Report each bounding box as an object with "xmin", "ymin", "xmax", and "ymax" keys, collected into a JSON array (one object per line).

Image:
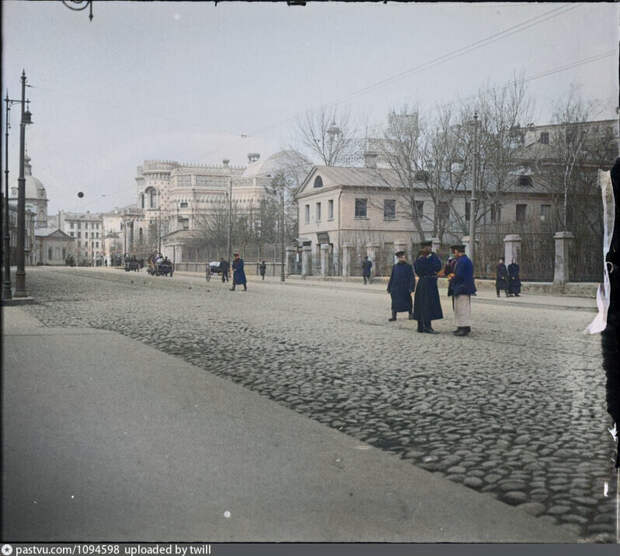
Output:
[
  {"xmin": 77, "ymin": 231, "xmax": 81, "ymax": 238},
  {"xmin": 181, "ymin": 218, "xmax": 189, "ymax": 230},
  {"xmin": 438, "ymin": 202, "xmax": 450, "ymax": 222},
  {"xmin": 516, "ymin": 204, "xmax": 527, "ymax": 222},
  {"xmin": 540, "ymin": 204, "xmax": 551, "ymax": 221},
  {"xmin": 539, "ymin": 132, "xmax": 549, "ymax": 144},
  {"xmin": 328, "ymin": 199, "xmax": 334, "ymax": 220},
  {"xmin": 415, "ymin": 201, "xmax": 424, "ymax": 217},
  {"xmin": 85, "ymin": 232, "xmax": 88, "ymax": 239},
  {"xmin": 384, "ymin": 199, "xmax": 396, "ymax": 220},
  {"xmin": 490, "ymin": 203, "xmax": 501, "ymax": 223},
  {"xmin": 519, "ymin": 175, "xmax": 533, "ymax": 187},
  {"xmin": 180, "ymin": 202, "xmax": 188, "ymax": 208},
  {"xmin": 316, "ymin": 202, "xmax": 321, "ymax": 222},
  {"xmin": 70, "ymin": 231, "xmax": 74, "ymax": 237},
  {"xmin": 304, "ymin": 204, "xmax": 310, "ymax": 224},
  {"xmin": 355, "ymin": 198, "xmax": 367, "ymax": 218},
  {"xmin": 96, "ymin": 242, "xmax": 99, "ymax": 248},
  {"xmin": 62, "ymin": 248, "xmax": 66, "ymax": 259},
  {"xmin": 465, "ymin": 201, "xmax": 471, "ymax": 222},
  {"xmin": 70, "ymin": 222, "xmax": 74, "ymax": 229},
  {"xmin": 415, "ymin": 170, "xmax": 429, "ymax": 181},
  {"xmin": 77, "ymin": 222, "xmax": 81, "ymax": 229},
  {"xmin": 313, "ymin": 176, "xmax": 324, "ymax": 188},
  {"xmin": 48, "ymin": 247, "xmax": 53, "ymax": 260}
]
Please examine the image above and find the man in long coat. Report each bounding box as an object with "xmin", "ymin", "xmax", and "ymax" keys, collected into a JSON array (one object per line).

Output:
[
  {"xmin": 495, "ymin": 257, "xmax": 509, "ymax": 297},
  {"xmin": 450, "ymin": 244, "xmax": 476, "ymax": 336},
  {"xmin": 508, "ymin": 260, "xmax": 521, "ymax": 296},
  {"xmin": 362, "ymin": 256, "xmax": 373, "ymax": 284},
  {"xmin": 220, "ymin": 258, "xmax": 229, "ymax": 283},
  {"xmin": 230, "ymin": 253, "xmax": 247, "ymax": 291},
  {"xmin": 413, "ymin": 241, "xmax": 443, "ymax": 333},
  {"xmin": 387, "ymin": 251, "xmax": 415, "ymax": 321}
]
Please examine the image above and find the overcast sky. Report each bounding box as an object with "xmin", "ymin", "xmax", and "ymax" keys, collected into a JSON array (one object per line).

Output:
[{"xmin": 2, "ymin": 1, "xmax": 618, "ymax": 214}]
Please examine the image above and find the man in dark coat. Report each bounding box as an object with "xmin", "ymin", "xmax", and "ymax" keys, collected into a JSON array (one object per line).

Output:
[
  {"xmin": 413, "ymin": 241, "xmax": 443, "ymax": 333},
  {"xmin": 387, "ymin": 251, "xmax": 415, "ymax": 321},
  {"xmin": 220, "ymin": 258, "xmax": 229, "ymax": 282},
  {"xmin": 259, "ymin": 261, "xmax": 266, "ymax": 280},
  {"xmin": 230, "ymin": 253, "xmax": 247, "ymax": 291},
  {"xmin": 362, "ymin": 256, "xmax": 373, "ymax": 284},
  {"xmin": 508, "ymin": 260, "xmax": 521, "ymax": 296},
  {"xmin": 450, "ymin": 244, "xmax": 476, "ymax": 336},
  {"xmin": 495, "ymin": 257, "xmax": 509, "ymax": 297}
]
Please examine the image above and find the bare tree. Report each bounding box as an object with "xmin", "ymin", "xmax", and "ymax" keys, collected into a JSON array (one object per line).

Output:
[{"xmin": 295, "ymin": 106, "xmax": 359, "ymax": 166}]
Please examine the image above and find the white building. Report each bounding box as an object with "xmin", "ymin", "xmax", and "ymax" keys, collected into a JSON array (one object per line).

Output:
[{"xmin": 56, "ymin": 210, "xmax": 104, "ymax": 265}]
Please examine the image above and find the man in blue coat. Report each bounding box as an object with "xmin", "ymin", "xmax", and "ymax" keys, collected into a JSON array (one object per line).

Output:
[
  {"xmin": 230, "ymin": 253, "xmax": 247, "ymax": 291},
  {"xmin": 449, "ymin": 244, "xmax": 476, "ymax": 336},
  {"xmin": 387, "ymin": 251, "xmax": 415, "ymax": 321},
  {"xmin": 413, "ymin": 241, "xmax": 443, "ymax": 333}
]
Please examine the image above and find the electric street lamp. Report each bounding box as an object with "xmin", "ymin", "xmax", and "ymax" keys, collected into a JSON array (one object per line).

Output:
[
  {"xmin": 468, "ymin": 111, "xmax": 480, "ymax": 268},
  {"xmin": 14, "ymin": 71, "xmax": 33, "ymax": 298},
  {"xmin": 61, "ymin": 1, "xmax": 94, "ymax": 21}
]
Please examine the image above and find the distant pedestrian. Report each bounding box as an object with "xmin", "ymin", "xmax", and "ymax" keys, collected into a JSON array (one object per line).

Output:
[
  {"xmin": 413, "ymin": 241, "xmax": 443, "ymax": 334},
  {"xmin": 450, "ymin": 244, "xmax": 476, "ymax": 336},
  {"xmin": 230, "ymin": 253, "xmax": 247, "ymax": 291},
  {"xmin": 259, "ymin": 261, "xmax": 266, "ymax": 280},
  {"xmin": 220, "ymin": 258, "xmax": 229, "ymax": 282},
  {"xmin": 387, "ymin": 251, "xmax": 415, "ymax": 321},
  {"xmin": 508, "ymin": 260, "xmax": 521, "ymax": 297},
  {"xmin": 362, "ymin": 256, "xmax": 373, "ymax": 284},
  {"xmin": 495, "ymin": 258, "xmax": 509, "ymax": 297}
]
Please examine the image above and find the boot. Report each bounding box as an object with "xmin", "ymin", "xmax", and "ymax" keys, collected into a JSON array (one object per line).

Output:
[
  {"xmin": 388, "ymin": 311, "xmax": 397, "ymax": 322},
  {"xmin": 453, "ymin": 327, "xmax": 465, "ymax": 336},
  {"xmin": 408, "ymin": 312, "xmax": 414, "ymax": 320},
  {"xmin": 243, "ymin": 285, "xmax": 247, "ymax": 291},
  {"xmin": 417, "ymin": 322, "xmax": 424, "ymax": 333}
]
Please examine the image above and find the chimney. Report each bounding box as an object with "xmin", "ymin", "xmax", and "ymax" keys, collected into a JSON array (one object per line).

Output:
[
  {"xmin": 364, "ymin": 151, "xmax": 378, "ymax": 169},
  {"xmin": 248, "ymin": 153, "xmax": 260, "ymax": 164},
  {"xmin": 222, "ymin": 159, "xmax": 230, "ymax": 168}
]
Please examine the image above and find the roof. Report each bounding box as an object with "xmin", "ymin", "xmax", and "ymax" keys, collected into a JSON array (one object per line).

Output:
[
  {"xmin": 241, "ymin": 150, "xmax": 311, "ymax": 179},
  {"xmin": 36, "ymin": 228, "xmax": 73, "ymax": 240}
]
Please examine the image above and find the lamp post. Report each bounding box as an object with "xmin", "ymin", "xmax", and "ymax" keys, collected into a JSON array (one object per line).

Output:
[
  {"xmin": 2, "ymin": 92, "xmax": 12, "ymax": 299},
  {"xmin": 226, "ymin": 173, "xmax": 232, "ymax": 265},
  {"xmin": 14, "ymin": 71, "xmax": 32, "ymax": 298}
]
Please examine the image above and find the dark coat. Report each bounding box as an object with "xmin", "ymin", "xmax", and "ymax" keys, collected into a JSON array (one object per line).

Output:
[
  {"xmin": 362, "ymin": 259, "xmax": 373, "ymax": 276},
  {"xmin": 508, "ymin": 263, "xmax": 521, "ymax": 294},
  {"xmin": 232, "ymin": 258, "xmax": 247, "ymax": 284},
  {"xmin": 220, "ymin": 260, "xmax": 229, "ymax": 273},
  {"xmin": 413, "ymin": 253, "xmax": 443, "ymax": 321},
  {"xmin": 387, "ymin": 261, "xmax": 415, "ymax": 313},
  {"xmin": 453, "ymin": 255, "xmax": 476, "ymax": 296},
  {"xmin": 259, "ymin": 263, "xmax": 266, "ymax": 276},
  {"xmin": 496, "ymin": 263, "xmax": 509, "ymax": 290}
]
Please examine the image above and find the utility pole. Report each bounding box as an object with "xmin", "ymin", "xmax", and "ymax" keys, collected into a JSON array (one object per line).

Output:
[
  {"xmin": 280, "ymin": 184, "xmax": 286, "ymax": 282},
  {"xmin": 3, "ymin": 91, "xmax": 12, "ymax": 299},
  {"xmin": 468, "ymin": 111, "xmax": 479, "ymax": 269},
  {"xmin": 14, "ymin": 71, "xmax": 30, "ymax": 298},
  {"xmin": 226, "ymin": 174, "xmax": 232, "ymax": 264}
]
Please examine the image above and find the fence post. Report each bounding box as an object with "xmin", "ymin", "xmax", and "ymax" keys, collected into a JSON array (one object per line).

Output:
[
  {"xmin": 342, "ymin": 243, "xmax": 352, "ymax": 278},
  {"xmin": 301, "ymin": 244, "xmax": 312, "ymax": 277},
  {"xmin": 504, "ymin": 234, "xmax": 522, "ymax": 265},
  {"xmin": 553, "ymin": 231, "xmax": 574, "ymax": 286},
  {"xmin": 286, "ymin": 246, "xmax": 296, "ymax": 275},
  {"xmin": 320, "ymin": 244, "xmax": 330, "ymax": 278}
]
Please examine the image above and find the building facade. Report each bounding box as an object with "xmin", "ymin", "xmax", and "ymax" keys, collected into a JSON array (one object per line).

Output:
[{"xmin": 56, "ymin": 211, "xmax": 104, "ymax": 265}]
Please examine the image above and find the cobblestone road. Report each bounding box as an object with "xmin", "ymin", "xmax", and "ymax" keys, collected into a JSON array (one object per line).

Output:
[{"xmin": 18, "ymin": 267, "xmax": 617, "ymax": 542}]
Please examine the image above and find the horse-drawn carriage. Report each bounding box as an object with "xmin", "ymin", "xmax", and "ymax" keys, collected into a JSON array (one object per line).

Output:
[
  {"xmin": 147, "ymin": 259, "xmax": 174, "ymax": 277},
  {"xmin": 124, "ymin": 260, "xmax": 140, "ymax": 272}
]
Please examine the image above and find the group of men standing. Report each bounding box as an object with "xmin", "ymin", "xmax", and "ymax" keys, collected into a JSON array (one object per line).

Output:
[
  {"xmin": 386, "ymin": 241, "xmax": 476, "ymax": 337},
  {"xmin": 495, "ymin": 258, "xmax": 521, "ymax": 297}
]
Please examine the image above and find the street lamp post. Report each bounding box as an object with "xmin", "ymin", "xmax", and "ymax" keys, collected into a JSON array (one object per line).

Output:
[
  {"xmin": 280, "ymin": 187, "xmax": 286, "ymax": 282},
  {"xmin": 14, "ymin": 70, "xmax": 32, "ymax": 298},
  {"xmin": 226, "ymin": 174, "xmax": 232, "ymax": 265},
  {"xmin": 3, "ymin": 92, "xmax": 12, "ymax": 299}
]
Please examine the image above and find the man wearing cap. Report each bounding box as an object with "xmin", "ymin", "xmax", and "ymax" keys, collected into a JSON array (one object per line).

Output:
[
  {"xmin": 362, "ymin": 256, "xmax": 373, "ymax": 285},
  {"xmin": 413, "ymin": 241, "xmax": 443, "ymax": 333},
  {"xmin": 449, "ymin": 244, "xmax": 476, "ymax": 336},
  {"xmin": 230, "ymin": 253, "xmax": 247, "ymax": 291},
  {"xmin": 387, "ymin": 251, "xmax": 415, "ymax": 321}
]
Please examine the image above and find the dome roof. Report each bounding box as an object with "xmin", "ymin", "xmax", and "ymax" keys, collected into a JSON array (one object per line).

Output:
[
  {"xmin": 10, "ymin": 153, "xmax": 47, "ymax": 200},
  {"xmin": 241, "ymin": 150, "xmax": 311, "ymax": 179}
]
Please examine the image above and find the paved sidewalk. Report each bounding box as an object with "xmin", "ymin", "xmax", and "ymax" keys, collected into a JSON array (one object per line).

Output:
[{"xmin": 3, "ymin": 305, "xmax": 576, "ymax": 542}]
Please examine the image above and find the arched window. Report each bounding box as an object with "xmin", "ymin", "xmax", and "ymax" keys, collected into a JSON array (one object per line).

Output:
[
  {"xmin": 145, "ymin": 187, "xmax": 157, "ymax": 209},
  {"xmin": 139, "ymin": 228, "xmax": 143, "ymax": 242},
  {"xmin": 313, "ymin": 176, "xmax": 324, "ymax": 188},
  {"xmin": 140, "ymin": 194, "xmax": 145, "ymax": 209},
  {"xmin": 48, "ymin": 247, "xmax": 53, "ymax": 260}
]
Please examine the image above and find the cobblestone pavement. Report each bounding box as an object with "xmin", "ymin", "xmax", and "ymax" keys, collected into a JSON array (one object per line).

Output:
[{"xmin": 18, "ymin": 268, "xmax": 617, "ymax": 542}]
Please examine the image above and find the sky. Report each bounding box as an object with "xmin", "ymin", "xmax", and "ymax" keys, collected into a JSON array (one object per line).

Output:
[{"xmin": 2, "ymin": 1, "xmax": 618, "ymax": 215}]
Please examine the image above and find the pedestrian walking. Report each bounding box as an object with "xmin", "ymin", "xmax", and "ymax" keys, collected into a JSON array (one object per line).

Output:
[
  {"xmin": 495, "ymin": 257, "xmax": 509, "ymax": 297},
  {"xmin": 508, "ymin": 260, "xmax": 521, "ymax": 297},
  {"xmin": 449, "ymin": 245, "xmax": 476, "ymax": 336},
  {"xmin": 259, "ymin": 261, "xmax": 266, "ymax": 280},
  {"xmin": 413, "ymin": 241, "xmax": 443, "ymax": 334},
  {"xmin": 230, "ymin": 253, "xmax": 247, "ymax": 291},
  {"xmin": 220, "ymin": 258, "xmax": 229, "ymax": 282},
  {"xmin": 387, "ymin": 251, "xmax": 415, "ymax": 321},
  {"xmin": 205, "ymin": 262, "xmax": 212, "ymax": 282},
  {"xmin": 362, "ymin": 256, "xmax": 373, "ymax": 284}
]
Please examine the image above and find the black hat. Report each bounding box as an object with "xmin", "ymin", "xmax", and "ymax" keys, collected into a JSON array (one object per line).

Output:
[
  {"xmin": 233, "ymin": 253, "xmax": 239, "ymax": 256},
  {"xmin": 450, "ymin": 244, "xmax": 466, "ymax": 252},
  {"xmin": 395, "ymin": 250, "xmax": 406, "ymax": 257},
  {"xmin": 420, "ymin": 240, "xmax": 432, "ymax": 247}
]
